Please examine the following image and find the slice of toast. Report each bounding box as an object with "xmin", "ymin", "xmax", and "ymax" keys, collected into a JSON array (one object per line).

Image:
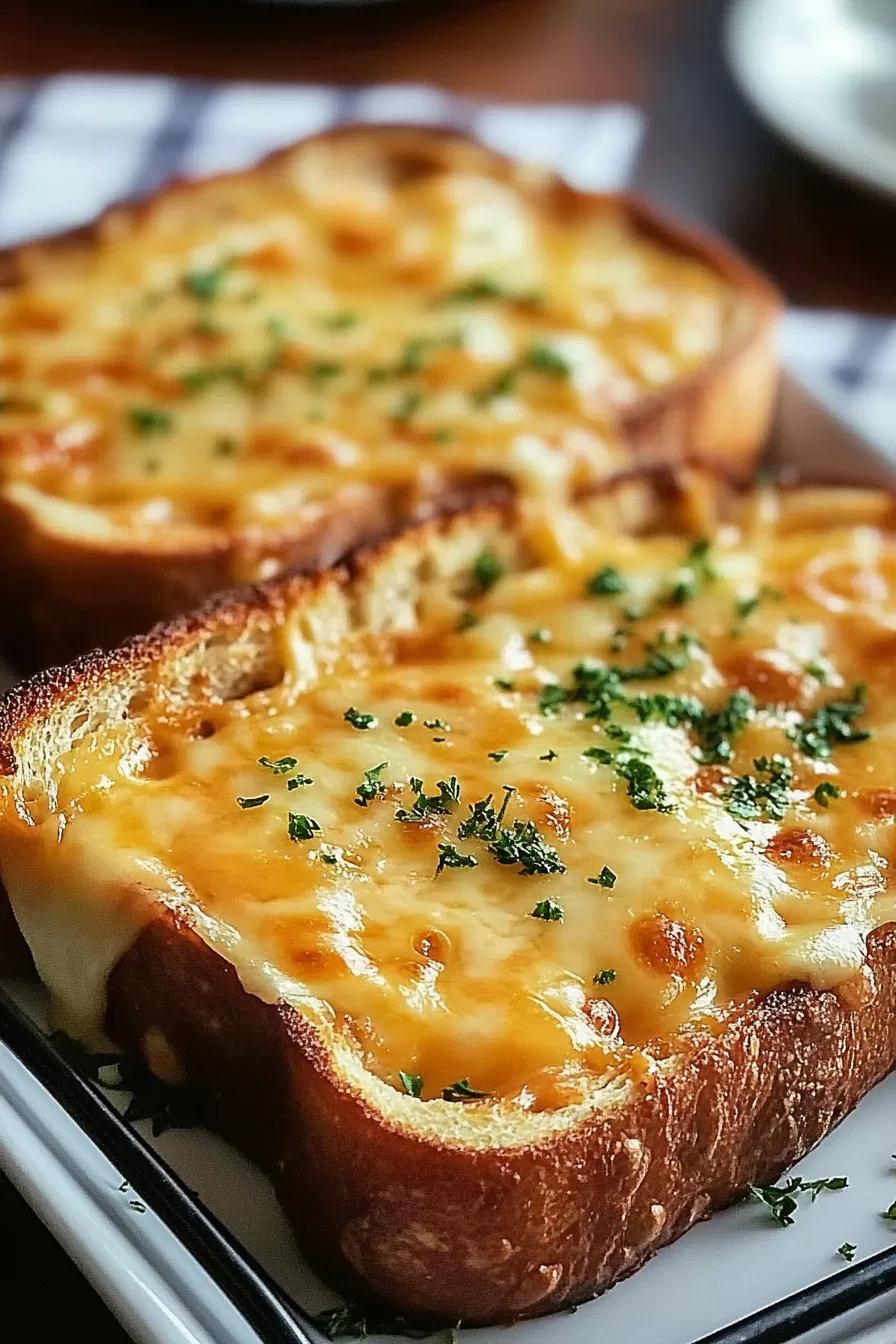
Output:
[
  {"xmin": 0, "ymin": 126, "xmax": 779, "ymax": 669},
  {"xmin": 2, "ymin": 474, "xmax": 896, "ymax": 1323}
]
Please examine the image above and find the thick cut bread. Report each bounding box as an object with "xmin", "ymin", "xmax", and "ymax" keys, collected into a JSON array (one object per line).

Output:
[
  {"xmin": 5, "ymin": 475, "xmax": 895, "ymax": 1324},
  {"xmin": 0, "ymin": 125, "xmax": 779, "ymax": 668}
]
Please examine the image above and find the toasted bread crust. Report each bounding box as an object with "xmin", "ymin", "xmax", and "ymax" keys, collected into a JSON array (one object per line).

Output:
[
  {"xmin": 0, "ymin": 124, "xmax": 779, "ymax": 670},
  {"xmin": 2, "ymin": 493, "xmax": 896, "ymax": 1324}
]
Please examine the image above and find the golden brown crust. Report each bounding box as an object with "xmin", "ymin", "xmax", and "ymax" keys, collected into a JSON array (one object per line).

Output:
[
  {"xmin": 2, "ymin": 486, "xmax": 896, "ymax": 1323},
  {"xmin": 0, "ymin": 124, "xmax": 780, "ymax": 670}
]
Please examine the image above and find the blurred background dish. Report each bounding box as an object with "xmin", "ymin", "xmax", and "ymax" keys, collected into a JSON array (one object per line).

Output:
[{"xmin": 725, "ymin": 0, "xmax": 896, "ymax": 199}]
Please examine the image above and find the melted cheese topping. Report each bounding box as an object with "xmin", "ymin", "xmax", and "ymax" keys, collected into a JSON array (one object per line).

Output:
[
  {"xmin": 0, "ymin": 133, "xmax": 742, "ymax": 554},
  {"xmin": 6, "ymin": 495, "xmax": 896, "ymax": 1112}
]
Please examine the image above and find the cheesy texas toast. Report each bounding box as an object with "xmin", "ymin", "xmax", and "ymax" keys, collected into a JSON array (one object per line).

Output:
[
  {"xmin": 0, "ymin": 126, "xmax": 779, "ymax": 668},
  {"xmin": 2, "ymin": 474, "xmax": 896, "ymax": 1322}
]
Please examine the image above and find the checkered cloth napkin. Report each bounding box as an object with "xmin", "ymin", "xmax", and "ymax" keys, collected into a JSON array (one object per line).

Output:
[{"xmin": 0, "ymin": 74, "xmax": 892, "ymax": 455}]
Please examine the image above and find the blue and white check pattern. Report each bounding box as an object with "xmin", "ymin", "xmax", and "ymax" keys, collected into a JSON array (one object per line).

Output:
[{"xmin": 0, "ymin": 74, "xmax": 891, "ymax": 455}]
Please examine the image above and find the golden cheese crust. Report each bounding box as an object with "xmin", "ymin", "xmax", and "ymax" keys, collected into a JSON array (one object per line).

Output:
[
  {"xmin": 0, "ymin": 125, "xmax": 779, "ymax": 669},
  {"xmin": 5, "ymin": 475, "xmax": 896, "ymax": 1323}
]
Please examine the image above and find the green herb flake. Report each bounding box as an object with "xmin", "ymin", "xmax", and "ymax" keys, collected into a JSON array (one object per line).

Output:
[
  {"xmin": 792, "ymin": 685, "xmax": 870, "ymax": 760},
  {"xmin": 128, "ymin": 406, "xmax": 173, "ymax": 436},
  {"xmin": 214, "ymin": 436, "xmax": 237, "ymax": 458},
  {"xmin": 441, "ymin": 1078, "xmax": 487, "ymax": 1102},
  {"xmin": 258, "ymin": 755, "xmax": 298, "ymax": 775},
  {"xmin": 493, "ymin": 677, "xmax": 515, "ymax": 693},
  {"xmin": 749, "ymin": 1175, "xmax": 847, "ymax": 1228},
  {"xmin": 531, "ymin": 898, "xmax": 564, "ymax": 921},
  {"xmin": 344, "ymin": 707, "xmax": 377, "ymax": 731},
  {"xmin": 805, "ymin": 660, "xmax": 828, "ymax": 683},
  {"xmin": 288, "ymin": 813, "xmax": 321, "ymax": 842},
  {"xmin": 184, "ymin": 258, "xmax": 231, "ymax": 301},
  {"xmin": 396, "ymin": 776, "xmax": 461, "ymax": 823},
  {"xmin": 665, "ymin": 538, "xmax": 716, "ymax": 606},
  {"xmin": 539, "ymin": 749, "xmax": 559, "ymax": 762},
  {"xmin": 488, "ymin": 750, "xmax": 509, "ymax": 762},
  {"xmin": 320, "ymin": 310, "xmax": 358, "ymax": 330},
  {"xmin": 529, "ymin": 627, "xmax": 552, "ymax": 645},
  {"xmin": 526, "ymin": 341, "xmax": 572, "ymax": 378},
  {"xmin": 813, "ymin": 781, "xmax": 841, "ymax": 807},
  {"xmin": 424, "ymin": 718, "xmax": 451, "ymax": 732},
  {"xmin": 392, "ymin": 389, "xmax": 423, "ymax": 423},
  {"xmin": 394, "ymin": 710, "xmax": 416, "ymax": 727},
  {"xmin": 457, "ymin": 608, "xmax": 479, "ymax": 632},
  {"xmin": 538, "ymin": 683, "xmax": 568, "ymax": 716},
  {"xmin": 589, "ymin": 866, "xmax": 617, "ymax": 889},
  {"xmin": 882, "ymin": 1201, "xmax": 896, "ymax": 1221},
  {"xmin": 436, "ymin": 842, "xmax": 479, "ymax": 875},
  {"xmin": 472, "ymin": 549, "xmax": 504, "ymax": 593},
  {"xmin": 587, "ymin": 565, "xmax": 627, "ymax": 597},
  {"xmin": 593, "ymin": 969, "xmax": 617, "ymax": 985},
  {"xmin": 490, "ymin": 819, "xmax": 566, "ymax": 876},
  {"xmin": 726, "ymin": 754, "xmax": 793, "ymax": 823},
  {"xmin": 837, "ymin": 1242, "xmax": 857, "ymax": 1261},
  {"xmin": 354, "ymin": 762, "xmax": 388, "ymax": 808},
  {"xmin": 237, "ymin": 794, "xmax": 269, "ymax": 809},
  {"xmin": 286, "ymin": 775, "xmax": 313, "ymax": 790},
  {"xmin": 398, "ymin": 1070, "xmax": 423, "ymax": 1098},
  {"xmin": 731, "ymin": 585, "xmax": 783, "ymax": 636}
]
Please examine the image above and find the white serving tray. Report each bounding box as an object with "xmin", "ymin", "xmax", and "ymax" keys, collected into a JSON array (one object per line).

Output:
[{"xmin": 3, "ymin": 373, "xmax": 896, "ymax": 1344}]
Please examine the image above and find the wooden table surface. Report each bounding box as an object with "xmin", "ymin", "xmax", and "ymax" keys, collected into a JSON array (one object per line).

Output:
[{"xmin": 0, "ymin": 0, "xmax": 894, "ymax": 1339}]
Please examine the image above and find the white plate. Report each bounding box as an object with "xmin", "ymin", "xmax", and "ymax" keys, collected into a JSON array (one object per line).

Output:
[
  {"xmin": 4, "ymin": 971, "xmax": 896, "ymax": 1344},
  {"xmin": 725, "ymin": 0, "xmax": 896, "ymax": 199}
]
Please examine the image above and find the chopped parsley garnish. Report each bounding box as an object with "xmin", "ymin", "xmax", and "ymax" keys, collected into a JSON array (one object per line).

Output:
[
  {"xmin": 529, "ymin": 627, "xmax": 552, "ymax": 645},
  {"xmin": 472, "ymin": 365, "xmax": 518, "ymax": 404},
  {"xmin": 539, "ymin": 749, "xmax": 559, "ymax": 762},
  {"xmin": 441, "ymin": 1079, "xmax": 487, "ymax": 1102},
  {"xmin": 620, "ymin": 631, "xmax": 702, "ymax": 681},
  {"xmin": 424, "ymin": 717, "xmax": 451, "ymax": 732},
  {"xmin": 472, "ymin": 549, "xmax": 504, "ymax": 593},
  {"xmin": 435, "ymin": 842, "xmax": 478, "ymax": 875},
  {"xmin": 665, "ymin": 538, "xmax": 715, "ymax": 606},
  {"xmin": 488, "ymin": 750, "xmax": 509, "ymax": 762},
  {"xmin": 530, "ymin": 897, "xmax": 564, "ymax": 921},
  {"xmin": 749, "ymin": 1175, "xmax": 848, "ymax": 1227},
  {"xmin": 214, "ymin": 436, "xmax": 237, "ymax": 457},
  {"xmin": 587, "ymin": 565, "xmax": 627, "ymax": 596},
  {"xmin": 396, "ymin": 776, "xmax": 461, "ymax": 822},
  {"xmin": 306, "ymin": 360, "xmax": 341, "ymax": 382},
  {"xmin": 731, "ymin": 585, "xmax": 782, "ymax": 636},
  {"xmin": 392, "ymin": 389, "xmax": 422, "ymax": 423},
  {"xmin": 526, "ymin": 341, "xmax": 572, "ymax": 378},
  {"xmin": 440, "ymin": 277, "xmax": 534, "ymax": 303},
  {"xmin": 181, "ymin": 361, "xmax": 248, "ymax": 393},
  {"xmin": 493, "ymin": 677, "xmax": 515, "ymax": 693},
  {"xmin": 258, "ymin": 755, "xmax": 298, "ymax": 775},
  {"xmin": 394, "ymin": 710, "xmax": 416, "ymax": 727},
  {"xmin": 128, "ymin": 406, "xmax": 173, "ymax": 435},
  {"xmin": 287, "ymin": 775, "xmax": 313, "ymax": 790},
  {"xmin": 459, "ymin": 787, "xmax": 515, "ymax": 840},
  {"xmin": 396, "ymin": 338, "xmax": 428, "ymax": 375},
  {"xmin": 538, "ymin": 682, "xmax": 569, "ymax": 716},
  {"xmin": 398, "ymin": 1070, "xmax": 423, "ymax": 1098},
  {"xmin": 695, "ymin": 689, "xmax": 755, "ymax": 764},
  {"xmin": 882, "ymin": 1201, "xmax": 896, "ymax": 1221},
  {"xmin": 805, "ymin": 660, "xmax": 828, "ymax": 683},
  {"xmin": 615, "ymin": 755, "xmax": 673, "ymax": 813},
  {"xmin": 344, "ymin": 707, "xmax": 377, "ymax": 731},
  {"xmin": 792, "ymin": 685, "xmax": 870, "ymax": 760},
  {"xmin": 593, "ymin": 969, "xmax": 617, "ymax": 985},
  {"xmin": 489, "ymin": 819, "xmax": 566, "ymax": 876},
  {"xmin": 237, "ymin": 794, "xmax": 269, "ymax": 809},
  {"xmin": 457, "ymin": 609, "xmax": 479, "ymax": 632},
  {"xmin": 321, "ymin": 310, "xmax": 358, "ymax": 330},
  {"xmin": 355, "ymin": 762, "xmax": 389, "ymax": 808},
  {"xmin": 813, "ymin": 781, "xmax": 841, "ymax": 807},
  {"xmin": 288, "ymin": 813, "xmax": 321, "ymax": 842},
  {"xmin": 837, "ymin": 1243, "xmax": 857, "ymax": 1261},
  {"xmin": 184, "ymin": 258, "xmax": 231, "ymax": 300},
  {"xmin": 458, "ymin": 787, "xmax": 567, "ymax": 873},
  {"xmin": 589, "ymin": 866, "xmax": 617, "ymax": 889},
  {"xmin": 726, "ymin": 755, "xmax": 793, "ymax": 823}
]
